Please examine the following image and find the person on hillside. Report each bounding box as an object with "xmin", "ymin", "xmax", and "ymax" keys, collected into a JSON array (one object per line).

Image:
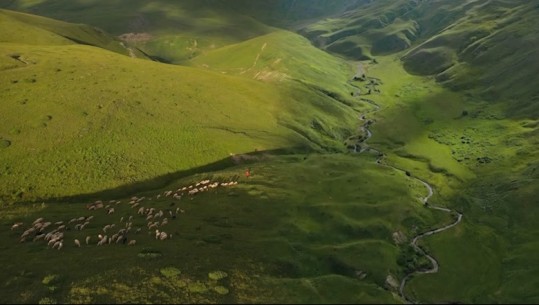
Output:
[{"xmin": 245, "ymin": 168, "xmax": 251, "ymax": 178}]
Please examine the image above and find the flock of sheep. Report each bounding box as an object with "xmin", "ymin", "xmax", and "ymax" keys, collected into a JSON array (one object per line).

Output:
[{"xmin": 10, "ymin": 179, "xmax": 240, "ymax": 250}]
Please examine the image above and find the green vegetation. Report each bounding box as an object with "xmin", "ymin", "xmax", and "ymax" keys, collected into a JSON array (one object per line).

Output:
[
  {"xmin": 0, "ymin": 9, "xmax": 361, "ymax": 203},
  {"xmin": 0, "ymin": 9, "xmax": 145, "ymax": 58},
  {"xmin": 0, "ymin": 1, "xmax": 538, "ymax": 304},
  {"xmin": 0, "ymin": 154, "xmax": 446, "ymax": 303}
]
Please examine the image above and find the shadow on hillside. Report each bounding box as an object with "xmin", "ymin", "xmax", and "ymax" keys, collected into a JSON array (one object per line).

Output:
[{"xmin": 30, "ymin": 147, "xmax": 307, "ymax": 205}]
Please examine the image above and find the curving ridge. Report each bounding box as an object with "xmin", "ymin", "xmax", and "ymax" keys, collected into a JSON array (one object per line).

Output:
[{"xmin": 352, "ymin": 75, "xmax": 463, "ymax": 304}]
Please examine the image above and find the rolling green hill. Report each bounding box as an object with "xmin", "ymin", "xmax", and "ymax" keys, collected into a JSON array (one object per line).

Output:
[
  {"xmin": 0, "ymin": 9, "xmax": 362, "ymax": 203},
  {"xmin": 190, "ymin": 30, "xmax": 355, "ymax": 97},
  {"xmin": 0, "ymin": 0, "xmax": 278, "ymax": 63},
  {"xmin": 0, "ymin": 1, "xmax": 538, "ymax": 304},
  {"xmin": 0, "ymin": 9, "xmax": 147, "ymax": 58}
]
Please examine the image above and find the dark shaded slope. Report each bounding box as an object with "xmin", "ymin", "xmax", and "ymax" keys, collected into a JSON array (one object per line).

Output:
[{"xmin": 300, "ymin": 0, "xmax": 539, "ymax": 117}]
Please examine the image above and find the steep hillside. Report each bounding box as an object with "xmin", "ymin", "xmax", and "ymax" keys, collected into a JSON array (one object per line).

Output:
[
  {"xmin": 404, "ymin": 0, "xmax": 539, "ymax": 116},
  {"xmin": 0, "ymin": 10, "xmax": 361, "ymax": 203},
  {"xmin": 0, "ymin": 9, "xmax": 146, "ymax": 58},
  {"xmin": 190, "ymin": 30, "xmax": 355, "ymax": 97},
  {"xmin": 300, "ymin": 0, "xmax": 539, "ymax": 116},
  {"xmin": 0, "ymin": 0, "xmax": 278, "ymax": 63}
]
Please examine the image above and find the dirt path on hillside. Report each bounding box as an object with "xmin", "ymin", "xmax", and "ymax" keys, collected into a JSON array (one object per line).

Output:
[{"xmin": 352, "ymin": 71, "xmax": 463, "ymax": 304}]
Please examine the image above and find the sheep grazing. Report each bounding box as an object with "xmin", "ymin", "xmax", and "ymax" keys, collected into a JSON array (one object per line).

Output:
[
  {"xmin": 52, "ymin": 241, "xmax": 62, "ymax": 249},
  {"xmin": 137, "ymin": 207, "xmax": 145, "ymax": 215},
  {"xmin": 120, "ymin": 216, "xmax": 124, "ymax": 223},
  {"xmin": 128, "ymin": 240, "xmax": 136, "ymax": 246},
  {"xmin": 159, "ymin": 232, "xmax": 168, "ymax": 240},
  {"xmin": 11, "ymin": 222, "xmax": 23, "ymax": 230},
  {"xmin": 156, "ymin": 194, "xmax": 161, "ymax": 199},
  {"xmin": 107, "ymin": 208, "xmax": 115, "ymax": 215},
  {"xmin": 74, "ymin": 239, "xmax": 81, "ymax": 247},
  {"xmin": 32, "ymin": 217, "xmax": 44, "ymax": 225},
  {"xmin": 86, "ymin": 236, "xmax": 91, "ymax": 245},
  {"xmin": 87, "ymin": 216, "xmax": 94, "ymax": 221},
  {"xmin": 68, "ymin": 218, "xmax": 78, "ymax": 224},
  {"xmin": 32, "ymin": 234, "xmax": 44, "ymax": 242},
  {"xmin": 21, "ymin": 227, "xmax": 35, "ymax": 238},
  {"xmin": 97, "ymin": 238, "xmax": 107, "ymax": 246},
  {"xmin": 54, "ymin": 221, "xmax": 63, "ymax": 225},
  {"xmin": 103, "ymin": 225, "xmax": 111, "ymax": 233}
]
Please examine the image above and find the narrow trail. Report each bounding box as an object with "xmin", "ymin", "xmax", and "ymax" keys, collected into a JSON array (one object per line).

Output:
[{"xmin": 350, "ymin": 72, "xmax": 463, "ymax": 304}]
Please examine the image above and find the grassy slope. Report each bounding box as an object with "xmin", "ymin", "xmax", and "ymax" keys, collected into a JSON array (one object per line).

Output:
[
  {"xmin": 0, "ymin": 7, "xmax": 455, "ymax": 304},
  {"xmin": 301, "ymin": 0, "xmax": 539, "ymax": 117},
  {"xmin": 0, "ymin": 9, "xmax": 363, "ymax": 204},
  {"xmin": 190, "ymin": 30, "xmax": 356, "ymax": 98},
  {"xmin": 0, "ymin": 153, "xmax": 447, "ymax": 304},
  {"xmin": 402, "ymin": 0, "xmax": 539, "ymax": 115},
  {"xmin": 361, "ymin": 55, "xmax": 539, "ymax": 303},
  {"xmin": 0, "ymin": 9, "xmax": 146, "ymax": 58},
  {"xmin": 0, "ymin": 0, "xmax": 278, "ymax": 64},
  {"xmin": 299, "ymin": 0, "xmax": 421, "ymax": 59},
  {"xmin": 299, "ymin": 5, "xmax": 539, "ymax": 299},
  {"xmin": 1, "ymin": 1, "xmax": 538, "ymax": 304}
]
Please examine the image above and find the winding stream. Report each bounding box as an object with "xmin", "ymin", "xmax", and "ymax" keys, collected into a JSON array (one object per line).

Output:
[{"xmin": 352, "ymin": 82, "xmax": 463, "ymax": 304}]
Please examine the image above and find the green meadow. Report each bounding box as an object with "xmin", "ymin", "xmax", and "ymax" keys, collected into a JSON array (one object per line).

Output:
[
  {"xmin": 0, "ymin": 0, "xmax": 538, "ymax": 304},
  {"xmin": 0, "ymin": 153, "xmax": 450, "ymax": 304}
]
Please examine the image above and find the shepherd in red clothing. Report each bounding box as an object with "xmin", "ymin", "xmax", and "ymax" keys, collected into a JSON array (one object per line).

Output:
[{"xmin": 245, "ymin": 168, "xmax": 251, "ymax": 178}]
